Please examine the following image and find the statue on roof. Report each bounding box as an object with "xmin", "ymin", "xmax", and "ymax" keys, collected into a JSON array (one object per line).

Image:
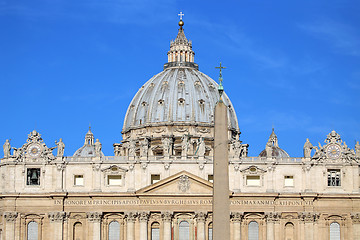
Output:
[
  {"xmin": 95, "ymin": 139, "xmax": 102, "ymax": 157},
  {"xmin": 303, "ymin": 138, "xmax": 313, "ymax": 158},
  {"xmin": 140, "ymin": 138, "xmax": 149, "ymax": 157},
  {"xmin": 55, "ymin": 138, "xmax": 65, "ymax": 157},
  {"xmin": 162, "ymin": 137, "xmax": 172, "ymax": 157},
  {"xmin": 3, "ymin": 139, "xmax": 11, "ymax": 158},
  {"xmin": 356, "ymin": 141, "xmax": 360, "ymax": 158},
  {"xmin": 181, "ymin": 134, "xmax": 189, "ymax": 157},
  {"xmin": 197, "ymin": 137, "xmax": 206, "ymax": 157}
]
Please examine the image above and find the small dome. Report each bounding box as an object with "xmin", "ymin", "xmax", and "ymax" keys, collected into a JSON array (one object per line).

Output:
[
  {"xmin": 258, "ymin": 129, "xmax": 290, "ymax": 158},
  {"xmin": 73, "ymin": 128, "xmax": 104, "ymax": 157}
]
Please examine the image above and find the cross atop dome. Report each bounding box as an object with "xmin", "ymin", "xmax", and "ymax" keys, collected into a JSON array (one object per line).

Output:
[{"xmin": 178, "ymin": 11, "xmax": 184, "ymax": 20}]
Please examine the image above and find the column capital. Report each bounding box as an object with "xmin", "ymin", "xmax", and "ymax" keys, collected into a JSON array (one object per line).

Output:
[
  {"xmin": 138, "ymin": 212, "xmax": 149, "ymax": 222},
  {"xmin": 298, "ymin": 212, "xmax": 319, "ymax": 223},
  {"xmin": 351, "ymin": 213, "xmax": 360, "ymax": 223},
  {"xmin": 265, "ymin": 212, "xmax": 279, "ymax": 222},
  {"xmin": 231, "ymin": 212, "xmax": 243, "ymax": 222},
  {"xmin": 162, "ymin": 211, "xmax": 173, "ymax": 222},
  {"xmin": 196, "ymin": 212, "xmax": 207, "ymax": 222},
  {"xmin": 4, "ymin": 211, "xmax": 18, "ymax": 222},
  {"xmin": 87, "ymin": 212, "xmax": 102, "ymax": 222},
  {"xmin": 126, "ymin": 212, "xmax": 138, "ymax": 222},
  {"xmin": 48, "ymin": 211, "xmax": 66, "ymax": 222}
]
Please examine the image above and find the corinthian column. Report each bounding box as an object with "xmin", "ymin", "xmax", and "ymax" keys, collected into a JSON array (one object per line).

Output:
[
  {"xmin": 139, "ymin": 212, "xmax": 149, "ymax": 240},
  {"xmin": 351, "ymin": 213, "xmax": 360, "ymax": 240},
  {"xmin": 231, "ymin": 212, "xmax": 242, "ymax": 240},
  {"xmin": 162, "ymin": 212, "xmax": 172, "ymax": 240},
  {"xmin": 301, "ymin": 212, "xmax": 314, "ymax": 240},
  {"xmin": 87, "ymin": 212, "xmax": 102, "ymax": 240},
  {"xmin": 126, "ymin": 212, "xmax": 137, "ymax": 240},
  {"xmin": 4, "ymin": 212, "xmax": 18, "ymax": 240},
  {"xmin": 196, "ymin": 212, "xmax": 206, "ymax": 240},
  {"xmin": 48, "ymin": 211, "xmax": 66, "ymax": 240},
  {"xmin": 265, "ymin": 212, "xmax": 278, "ymax": 240}
]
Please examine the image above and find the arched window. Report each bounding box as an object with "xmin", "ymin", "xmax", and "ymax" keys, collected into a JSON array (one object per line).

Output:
[
  {"xmin": 108, "ymin": 221, "xmax": 120, "ymax": 240},
  {"xmin": 285, "ymin": 222, "xmax": 294, "ymax": 240},
  {"xmin": 248, "ymin": 221, "xmax": 259, "ymax": 240},
  {"xmin": 179, "ymin": 221, "xmax": 190, "ymax": 240},
  {"xmin": 330, "ymin": 222, "xmax": 340, "ymax": 240},
  {"xmin": 151, "ymin": 222, "xmax": 160, "ymax": 240},
  {"xmin": 208, "ymin": 222, "xmax": 213, "ymax": 240},
  {"xmin": 27, "ymin": 221, "xmax": 38, "ymax": 240},
  {"xmin": 73, "ymin": 222, "xmax": 83, "ymax": 240}
]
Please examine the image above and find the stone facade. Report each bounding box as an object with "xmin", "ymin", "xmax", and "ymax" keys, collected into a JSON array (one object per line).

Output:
[{"xmin": 1, "ymin": 18, "xmax": 360, "ymax": 240}]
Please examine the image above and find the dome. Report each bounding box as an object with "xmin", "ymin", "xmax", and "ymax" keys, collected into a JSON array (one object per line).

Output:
[
  {"xmin": 258, "ymin": 129, "xmax": 290, "ymax": 158},
  {"xmin": 73, "ymin": 128, "xmax": 104, "ymax": 157},
  {"xmin": 122, "ymin": 20, "xmax": 239, "ymax": 134}
]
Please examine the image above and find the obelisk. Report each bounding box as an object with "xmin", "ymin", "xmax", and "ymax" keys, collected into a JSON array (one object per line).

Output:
[{"xmin": 213, "ymin": 63, "xmax": 230, "ymax": 240}]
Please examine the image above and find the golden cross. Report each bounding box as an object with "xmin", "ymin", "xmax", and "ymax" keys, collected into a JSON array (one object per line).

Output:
[
  {"xmin": 178, "ymin": 11, "xmax": 184, "ymax": 20},
  {"xmin": 215, "ymin": 62, "xmax": 226, "ymax": 80}
]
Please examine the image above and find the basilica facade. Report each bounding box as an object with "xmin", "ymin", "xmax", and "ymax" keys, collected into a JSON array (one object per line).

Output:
[{"xmin": 1, "ymin": 19, "xmax": 360, "ymax": 240}]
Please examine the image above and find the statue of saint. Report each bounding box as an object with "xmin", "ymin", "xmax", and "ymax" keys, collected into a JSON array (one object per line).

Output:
[
  {"xmin": 95, "ymin": 139, "xmax": 102, "ymax": 157},
  {"xmin": 265, "ymin": 141, "xmax": 272, "ymax": 158},
  {"xmin": 128, "ymin": 140, "xmax": 136, "ymax": 157},
  {"xmin": 140, "ymin": 138, "xmax": 149, "ymax": 157},
  {"xmin": 303, "ymin": 138, "xmax": 313, "ymax": 158},
  {"xmin": 181, "ymin": 135, "xmax": 189, "ymax": 157},
  {"xmin": 3, "ymin": 139, "xmax": 11, "ymax": 158},
  {"xmin": 240, "ymin": 144, "xmax": 249, "ymax": 157},
  {"xmin": 197, "ymin": 137, "xmax": 206, "ymax": 157},
  {"xmin": 55, "ymin": 138, "xmax": 65, "ymax": 157},
  {"xmin": 356, "ymin": 141, "xmax": 360, "ymax": 158},
  {"xmin": 233, "ymin": 140, "xmax": 241, "ymax": 158},
  {"xmin": 162, "ymin": 137, "xmax": 172, "ymax": 157}
]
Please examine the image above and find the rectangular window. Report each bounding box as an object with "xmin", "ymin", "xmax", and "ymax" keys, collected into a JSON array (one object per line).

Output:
[
  {"xmin": 108, "ymin": 175, "xmax": 122, "ymax": 186},
  {"xmin": 328, "ymin": 170, "xmax": 341, "ymax": 186},
  {"xmin": 246, "ymin": 176, "xmax": 260, "ymax": 186},
  {"xmin": 151, "ymin": 174, "xmax": 160, "ymax": 184},
  {"xmin": 27, "ymin": 168, "xmax": 40, "ymax": 185},
  {"xmin": 284, "ymin": 176, "xmax": 294, "ymax": 187},
  {"xmin": 74, "ymin": 175, "xmax": 84, "ymax": 186},
  {"xmin": 208, "ymin": 175, "xmax": 214, "ymax": 183}
]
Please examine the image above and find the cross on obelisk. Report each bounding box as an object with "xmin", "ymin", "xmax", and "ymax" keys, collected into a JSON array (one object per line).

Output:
[
  {"xmin": 215, "ymin": 62, "xmax": 226, "ymax": 99},
  {"xmin": 213, "ymin": 63, "xmax": 230, "ymax": 240},
  {"xmin": 178, "ymin": 11, "xmax": 184, "ymax": 20}
]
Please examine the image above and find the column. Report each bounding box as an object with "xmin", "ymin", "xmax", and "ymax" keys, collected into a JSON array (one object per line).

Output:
[
  {"xmin": 139, "ymin": 212, "xmax": 149, "ymax": 240},
  {"xmin": 303, "ymin": 213, "xmax": 314, "ymax": 240},
  {"xmin": 4, "ymin": 212, "xmax": 17, "ymax": 240},
  {"xmin": 162, "ymin": 212, "xmax": 172, "ymax": 240},
  {"xmin": 351, "ymin": 213, "xmax": 360, "ymax": 240},
  {"xmin": 231, "ymin": 212, "xmax": 242, "ymax": 240},
  {"xmin": 126, "ymin": 212, "xmax": 137, "ymax": 240},
  {"xmin": 196, "ymin": 212, "xmax": 206, "ymax": 240},
  {"xmin": 87, "ymin": 212, "xmax": 102, "ymax": 240},
  {"xmin": 265, "ymin": 212, "xmax": 276, "ymax": 240},
  {"xmin": 48, "ymin": 212, "xmax": 66, "ymax": 240}
]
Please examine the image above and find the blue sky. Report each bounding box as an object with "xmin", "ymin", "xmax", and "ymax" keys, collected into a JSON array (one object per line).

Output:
[{"xmin": 0, "ymin": 0, "xmax": 359, "ymax": 157}]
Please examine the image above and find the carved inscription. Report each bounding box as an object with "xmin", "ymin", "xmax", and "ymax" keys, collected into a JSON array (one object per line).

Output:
[{"xmin": 55, "ymin": 199, "xmax": 312, "ymax": 206}]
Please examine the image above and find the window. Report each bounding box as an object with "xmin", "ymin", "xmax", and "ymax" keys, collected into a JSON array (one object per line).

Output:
[
  {"xmin": 108, "ymin": 221, "xmax": 120, "ymax": 240},
  {"xmin": 208, "ymin": 175, "xmax": 213, "ymax": 183},
  {"xmin": 284, "ymin": 176, "xmax": 294, "ymax": 187},
  {"xmin": 179, "ymin": 221, "xmax": 190, "ymax": 240},
  {"xmin": 27, "ymin": 168, "xmax": 40, "ymax": 185},
  {"xmin": 74, "ymin": 175, "xmax": 84, "ymax": 186},
  {"xmin": 108, "ymin": 175, "xmax": 122, "ymax": 186},
  {"xmin": 151, "ymin": 174, "xmax": 160, "ymax": 184},
  {"xmin": 330, "ymin": 222, "xmax": 340, "ymax": 240},
  {"xmin": 328, "ymin": 170, "xmax": 341, "ymax": 186},
  {"xmin": 151, "ymin": 222, "xmax": 160, "ymax": 240},
  {"xmin": 27, "ymin": 221, "xmax": 38, "ymax": 240},
  {"xmin": 208, "ymin": 222, "xmax": 213, "ymax": 240},
  {"xmin": 246, "ymin": 176, "xmax": 260, "ymax": 186},
  {"xmin": 248, "ymin": 221, "xmax": 259, "ymax": 240}
]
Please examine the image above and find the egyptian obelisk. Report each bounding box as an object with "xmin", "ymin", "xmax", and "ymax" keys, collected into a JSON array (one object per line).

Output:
[{"xmin": 213, "ymin": 63, "xmax": 230, "ymax": 240}]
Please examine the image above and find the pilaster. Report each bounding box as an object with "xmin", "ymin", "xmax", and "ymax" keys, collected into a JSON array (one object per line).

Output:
[
  {"xmin": 351, "ymin": 213, "xmax": 360, "ymax": 240},
  {"xmin": 126, "ymin": 212, "xmax": 137, "ymax": 240},
  {"xmin": 231, "ymin": 212, "xmax": 243, "ymax": 240},
  {"xmin": 4, "ymin": 211, "xmax": 18, "ymax": 240},
  {"xmin": 139, "ymin": 212, "xmax": 149, "ymax": 240},
  {"xmin": 48, "ymin": 211, "xmax": 66, "ymax": 240},
  {"xmin": 196, "ymin": 212, "xmax": 206, "ymax": 240},
  {"xmin": 162, "ymin": 212, "xmax": 173, "ymax": 240},
  {"xmin": 87, "ymin": 212, "xmax": 102, "ymax": 240},
  {"xmin": 265, "ymin": 212, "xmax": 278, "ymax": 240}
]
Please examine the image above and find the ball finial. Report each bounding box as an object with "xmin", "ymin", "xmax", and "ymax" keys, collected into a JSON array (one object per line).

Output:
[{"xmin": 179, "ymin": 20, "xmax": 184, "ymax": 27}]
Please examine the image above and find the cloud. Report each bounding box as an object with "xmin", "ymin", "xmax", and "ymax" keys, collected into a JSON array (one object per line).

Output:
[{"xmin": 299, "ymin": 19, "xmax": 360, "ymax": 56}]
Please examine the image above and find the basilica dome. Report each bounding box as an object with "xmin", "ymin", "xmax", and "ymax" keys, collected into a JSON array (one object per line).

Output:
[
  {"xmin": 258, "ymin": 129, "xmax": 290, "ymax": 158},
  {"xmin": 122, "ymin": 21, "xmax": 239, "ymax": 135}
]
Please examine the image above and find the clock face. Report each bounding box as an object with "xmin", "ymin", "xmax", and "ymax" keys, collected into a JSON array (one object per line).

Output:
[
  {"xmin": 28, "ymin": 144, "xmax": 41, "ymax": 157},
  {"xmin": 326, "ymin": 144, "xmax": 341, "ymax": 159}
]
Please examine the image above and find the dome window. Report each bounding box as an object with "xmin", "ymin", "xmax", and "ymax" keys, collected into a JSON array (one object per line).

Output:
[
  {"xmin": 141, "ymin": 101, "xmax": 147, "ymax": 107},
  {"xmin": 194, "ymin": 81, "xmax": 201, "ymax": 87},
  {"xmin": 158, "ymin": 100, "xmax": 165, "ymax": 105},
  {"xmin": 178, "ymin": 80, "xmax": 185, "ymax": 86},
  {"xmin": 178, "ymin": 98, "xmax": 185, "ymax": 105},
  {"xmin": 198, "ymin": 99, "xmax": 205, "ymax": 105}
]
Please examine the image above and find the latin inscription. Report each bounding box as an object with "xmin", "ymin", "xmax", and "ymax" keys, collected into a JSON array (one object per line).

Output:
[{"xmin": 54, "ymin": 199, "xmax": 312, "ymax": 206}]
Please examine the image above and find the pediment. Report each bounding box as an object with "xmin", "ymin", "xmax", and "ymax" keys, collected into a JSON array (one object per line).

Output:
[{"xmin": 136, "ymin": 171, "xmax": 213, "ymax": 196}]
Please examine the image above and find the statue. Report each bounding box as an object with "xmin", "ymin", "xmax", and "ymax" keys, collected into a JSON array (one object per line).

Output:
[
  {"xmin": 265, "ymin": 142, "xmax": 272, "ymax": 158},
  {"xmin": 128, "ymin": 140, "xmax": 136, "ymax": 157},
  {"xmin": 303, "ymin": 138, "xmax": 313, "ymax": 158},
  {"xmin": 233, "ymin": 140, "xmax": 242, "ymax": 158},
  {"xmin": 162, "ymin": 137, "xmax": 172, "ymax": 157},
  {"xmin": 55, "ymin": 138, "xmax": 65, "ymax": 157},
  {"xmin": 240, "ymin": 144, "xmax": 249, "ymax": 157},
  {"xmin": 12, "ymin": 147, "xmax": 21, "ymax": 159},
  {"xmin": 42, "ymin": 147, "xmax": 56, "ymax": 161},
  {"xmin": 356, "ymin": 141, "xmax": 360, "ymax": 158},
  {"xmin": 140, "ymin": 138, "xmax": 149, "ymax": 157},
  {"xmin": 3, "ymin": 139, "xmax": 11, "ymax": 158},
  {"xmin": 181, "ymin": 135, "xmax": 189, "ymax": 157},
  {"xmin": 95, "ymin": 139, "xmax": 102, "ymax": 157},
  {"xmin": 197, "ymin": 137, "xmax": 206, "ymax": 157}
]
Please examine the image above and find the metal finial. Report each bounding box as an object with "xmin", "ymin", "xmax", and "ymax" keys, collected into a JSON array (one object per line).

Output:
[
  {"xmin": 215, "ymin": 62, "xmax": 226, "ymax": 99},
  {"xmin": 178, "ymin": 11, "xmax": 184, "ymax": 20}
]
